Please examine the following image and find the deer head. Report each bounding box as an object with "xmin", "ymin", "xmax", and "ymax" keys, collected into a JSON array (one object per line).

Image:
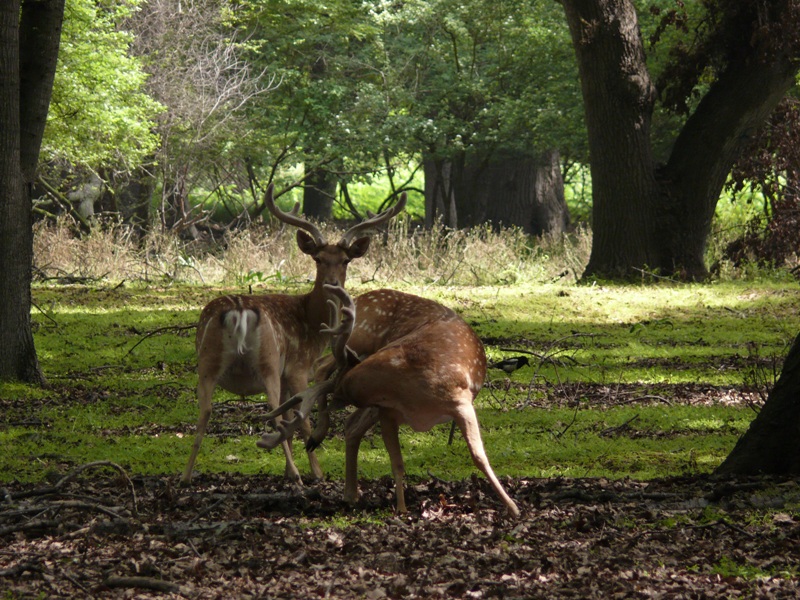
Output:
[{"xmin": 265, "ymin": 185, "xmax": 407, "ymax": 289}]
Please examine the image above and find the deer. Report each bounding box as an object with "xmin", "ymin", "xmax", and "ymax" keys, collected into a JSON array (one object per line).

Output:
[
  {"xmin": 259, "ymin": 284, "xmax": 521, "ymax": 518},
  {"xmin": 181, "ymin": 185, "xmax": 406, "ymax": 486}
]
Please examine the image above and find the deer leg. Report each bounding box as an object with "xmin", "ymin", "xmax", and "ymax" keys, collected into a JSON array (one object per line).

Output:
[
  {"xmin": 182, "ymin": 372, "xmax": 216, "ymax": 485},
  {"xmin": 286, "ymin": 378, "xmax": 324, "ymax": 481},
  {"xmin": 342, "ymin": 407, "xmax": 379, "ymax": 504},
  {"xmin": 379, "ymin": 411, "xmax": 407, "ymax": 514},
  {"xmin": 261, "ymin": 376, "xmax": 303, "ymax": 484},
  {"xmin": 297, "ymin": 413, "xmax": 323, "ymax": 480},
  {"xmin": 454, "ymin": 403, "xmax": 520, "ymax": 518}
]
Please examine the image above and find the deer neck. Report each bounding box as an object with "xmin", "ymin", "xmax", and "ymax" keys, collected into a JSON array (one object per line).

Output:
[{"xmin": 304, "ymin": 280, "xmax": 339, "ymax": 336}]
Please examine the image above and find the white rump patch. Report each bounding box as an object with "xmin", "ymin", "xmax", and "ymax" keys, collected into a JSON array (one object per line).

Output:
[{"xmin": 224, "ymin": 309, "xmax": 259, "ymax": 355}]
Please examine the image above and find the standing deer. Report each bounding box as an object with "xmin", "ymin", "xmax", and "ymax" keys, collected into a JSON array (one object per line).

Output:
[
  {"xmin": 181, "ymin": 186, "xmax": 406, "ymax": 485},
  {"xmin": 261, "ymin": 284, "xmax": 520, "ymax": 518}
]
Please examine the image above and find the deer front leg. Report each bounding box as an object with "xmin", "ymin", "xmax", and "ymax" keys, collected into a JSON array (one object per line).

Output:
[
  {"xmin": 379, "ymin": 411, "xmax": 407, "ymax": 514},
  {"xmin": 342, "ymin": 407, "xmax": 379, "ymax": 504},
  {"xmin": 261, "ymin": 376, "xmax": 303, "ymax": 484}
]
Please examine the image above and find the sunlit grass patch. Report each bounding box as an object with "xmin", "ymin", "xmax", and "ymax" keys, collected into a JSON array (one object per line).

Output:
[{"xmin": 2, "ymin": 272, "xmax": 798, "ymax": 486}]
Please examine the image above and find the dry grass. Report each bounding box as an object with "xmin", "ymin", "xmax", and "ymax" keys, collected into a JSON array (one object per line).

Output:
[{"xmin": 32, "ymin": 216, "xmax": 592, "ymax": 287}]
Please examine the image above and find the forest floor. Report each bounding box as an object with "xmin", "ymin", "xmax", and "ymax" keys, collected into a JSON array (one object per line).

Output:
[
  {"xmin": 3, "ymin": 280, "xmax": 800, "ymax": 597},
  {"xmin": 2, "ymin": 464, "xmax": 800, "ymax": 598}
]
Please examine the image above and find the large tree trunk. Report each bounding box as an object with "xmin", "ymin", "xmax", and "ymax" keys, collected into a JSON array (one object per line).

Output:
[
  {"xmin": 0, "ymin": 0, "xmax": 64, "ymax": 383},
  {"xmin": 423, "ymin": 157, "xmax": 458, "ymax": 228},
  {"xmin": 561, "ymin": 0, "xmax": 800, "ymax": 280},
  {"xmin": 660, "ymin": 46, "xmax": 799, "ymax": 277},
  {"xmin": 303, "ymin": 167, "xmax": 336, "ymax": 221},
  {"xmin": 561, "ymin": 0, "xmax": 660, "ymax": 278},
  {"xmin": 424, "ymin": 150, "xmax": 570, "ymax": 235},
  {"xmin": 468, "ymin": 150, "xmax": 570, "ymax": 236},
  {"xmin": 716, "ymin": 332, "xmax": 800, "ymax": 475}
]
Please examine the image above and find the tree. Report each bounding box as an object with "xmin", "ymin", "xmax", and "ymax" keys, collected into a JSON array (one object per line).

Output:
[
  {"xmin": 392, "ymin": 0, "xmax": 581, "ymax": 230},
  {"xmin": 716, "ymin": 332, "xmax": 800, "ymax": 474},
  {"xmin": 560, "ymin": 0, "xmax": 800, "ymax": 280},
  {"xmin": 0, "ymin": 0, "xmax": 65, "ymax": 383},
  {"xmin": 425, "ymin": 149, "xmax": 570, "ymax": 235}
]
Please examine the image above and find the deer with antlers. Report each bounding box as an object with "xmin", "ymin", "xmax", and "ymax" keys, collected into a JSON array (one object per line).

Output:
[
  {"xmin": 260, "ymin": 284, "xmax": 520, "ymax": 518},
  {"xmin": 181, "ymin": 186, "xmax": 406, "ymax": 485}
]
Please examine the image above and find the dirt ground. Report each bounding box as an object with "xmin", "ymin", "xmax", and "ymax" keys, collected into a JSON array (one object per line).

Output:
[{"xmin": 2, "ymin": 465, "xmax": 800, "ymax": 599}]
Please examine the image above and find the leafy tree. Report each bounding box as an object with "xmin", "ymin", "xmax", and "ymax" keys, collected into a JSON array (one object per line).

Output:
[
  {"xmin": 43, "ymin": 0, "xmax": 162, "ymax": 170},
  {"xmin": 233, "ymin": 0, "xmax": 403, "ymax": 219},
  {"xmin": 376, "ymin": 0, "xmax": 582, "ymax": 230},
  {"xmin": 1, "ymin": 0, "xmax": 65, "ymax": 383},
  {"xmin": 561, "ymin": 0, "xmax": 800, "ymax": 280},
  {"xmin": 723, "ymin": 96, "xmax": 800, "ymax": 270},
  {"xmin": 128, "ymin": 0, "xmax": 275, "ymax": 235}
]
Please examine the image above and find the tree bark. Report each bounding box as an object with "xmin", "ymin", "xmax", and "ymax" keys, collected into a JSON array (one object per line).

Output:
[
  {"xmin": 423, "ymin": 157, "xmax": 458, "ymax": 228},
  {"xmin": 561, "ymin": 0, "xmax": 659, "ymax": 278},
  {"xmin": 424, "ymin": 150, "xmax": 570, "ymax": 235},
  {"xmin": 471, "ymin": 150, "xmax": 570, "ymax": 236},
  {"xmin": 561, "ymin": 0, "xmax": 800, "ymax": 280},
  {"xmin": 302, "ymin": 167, "xmax": 336, "ymax": 221},
  {"xmin": 716, "ymin": 332, "xmax": 800, "ymax": 475},
  {"xmin": 0, "ymin": 0, "xmax": 64, "ymax": 383}
]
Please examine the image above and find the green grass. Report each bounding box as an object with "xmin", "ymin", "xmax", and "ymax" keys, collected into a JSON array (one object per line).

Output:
[{"xmin": 0, "ymin": 276, "xmax": 798, "ymax": 485}]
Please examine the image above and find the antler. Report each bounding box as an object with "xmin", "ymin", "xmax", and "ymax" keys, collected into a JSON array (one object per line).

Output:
[
  {"xmin": 257, "ymin": 283, "xmax": 357, "ymax": 452},
  {"xmin": 321, "ymin": 283, "xmax": 357, "ymax": 367},
  {"xmin": 257, "ymin": 379, "xmax": 336, "ymax": 450},
  {"xmin": 338, "ymin": 192, "xmax": 407, "ymax": 248},
  {"xmin": 264, "ymin": 183, "xmax": 327, "ymax": 246}
]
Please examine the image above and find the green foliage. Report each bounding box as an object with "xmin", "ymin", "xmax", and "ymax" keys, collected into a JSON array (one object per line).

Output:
[{"xmin": 44, "ymin": 0, "xmax": 163, "ymax": 169}]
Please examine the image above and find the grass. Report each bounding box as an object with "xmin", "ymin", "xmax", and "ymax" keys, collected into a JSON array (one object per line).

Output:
[
  {"xmin": 2, "ymin": 266, "xmax": 799, "ymax": 485},
  {"xmin": 2, "ymin": 216, "xmax": 798, "ymax": 485}
]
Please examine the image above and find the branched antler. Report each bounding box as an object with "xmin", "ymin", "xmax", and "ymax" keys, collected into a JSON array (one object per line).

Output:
[
  {"xmin": 338, "ymin": 193, "xmax": 407, "ymax": 247},
  {"xmin": 257, "ymin": 284, "xmax": 357, "ymax": 452}
]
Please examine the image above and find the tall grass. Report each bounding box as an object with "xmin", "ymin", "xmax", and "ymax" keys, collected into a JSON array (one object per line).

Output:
[{"xmin": 33, "ymin": 216, "xmax": 593, "ymax": 287}]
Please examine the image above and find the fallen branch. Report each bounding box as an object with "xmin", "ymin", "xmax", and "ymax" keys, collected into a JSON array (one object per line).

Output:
[
  {"xmin": 101, "ymin": 576, "xmax": 193, "ymax": 597},
  {"xmin": 126, "ymin": 324, "xmax": 196, "ymax": 357}
]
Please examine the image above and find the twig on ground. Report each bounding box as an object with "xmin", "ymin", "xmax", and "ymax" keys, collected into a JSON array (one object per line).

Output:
[{"xmin": 125, "ymin": 324, "xmax": 196, "ymax": 357}]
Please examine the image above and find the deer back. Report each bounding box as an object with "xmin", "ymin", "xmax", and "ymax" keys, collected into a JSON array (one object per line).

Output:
[{"xmin": 330, "ymin": 290, "xmax": 488, "ymax": 431}]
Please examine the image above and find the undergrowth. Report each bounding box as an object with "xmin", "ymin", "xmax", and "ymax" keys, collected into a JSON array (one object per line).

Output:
[{"xmin": 33, "ymin": 215, "xmax": 589, "ymax": 286}]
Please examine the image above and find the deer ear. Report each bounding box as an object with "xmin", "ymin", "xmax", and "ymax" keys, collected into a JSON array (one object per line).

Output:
[
  {"xmin": 346, "ymin": 236, "xmax": 371, "ymax": 259},
  {"xmin": 297, "ymin": 230, "xmax": 319, "ymax": 255},
  {"xmin": 345, "ymin": 347, "xmax": 361, "ymax": 368}
]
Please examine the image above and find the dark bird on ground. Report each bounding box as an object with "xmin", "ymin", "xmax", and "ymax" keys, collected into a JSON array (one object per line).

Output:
[{"xmin": 489, "ymin": 356, "xmax": 529, "ymax": 373}]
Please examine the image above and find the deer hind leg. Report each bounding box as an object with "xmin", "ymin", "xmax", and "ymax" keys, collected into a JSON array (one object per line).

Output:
[
  {"xmin": 379, "ymin": 410, "xmax": 407, "ymax": 513},
  {"xmin": 297, "ymin": 412, "xmax": 323, "ymax": 480},
  {"xmin": 454, "ymin": 403, "xmax": 520, "ymax": 518},
  {"xmin": 182, "ymin": 367, "xmax": 217, "ymax": 485},
  {"xmin": 285, "ymin": 376, "xmax": 323, "ymax": 481},
  {"xmin": 342, "ymin": 407, "xmax": 380, "ymax": 504},
  {"xmin": 259, "ymin": 375, "xmax": 303, "ymax": 484}
]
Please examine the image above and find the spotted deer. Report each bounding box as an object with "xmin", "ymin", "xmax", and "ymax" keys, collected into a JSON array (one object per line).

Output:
[
  {"xmin": 181, "ymin": 186, "xmax": 406, "ymax": 485},
  {"xmin": 260, "ymin": 284, "xmax": 520, "ymax": 518}
]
